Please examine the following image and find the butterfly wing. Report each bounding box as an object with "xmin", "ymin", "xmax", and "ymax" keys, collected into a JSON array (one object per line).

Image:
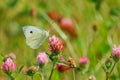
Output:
[{"xmin": 23, "ymin": 26, "xmax": 49, "ymax": 49}]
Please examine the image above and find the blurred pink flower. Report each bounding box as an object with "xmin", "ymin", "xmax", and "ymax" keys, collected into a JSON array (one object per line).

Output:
[
  {"xmin": 112, "ymin": 45, "xmax": 120, "ymax": 59},
  {"xmin": 58, "ymin": 57, "xmax": 65, "ymax": 61},
  {"xmin": 49, "ymin": 35, "xmax": 64, "ymax": 53},
  {"xmin": 36, "ymin": 52, "xmax": 49, "ymax": 64},
  {"xmin": 59, "ymin": 18, "xmax": 77, "ymax": 38},
  {"xmin": 48, "ymin": 10, "xmax": 62, "ymax": 22},
  {"xmin": 79, "ymin": 57, "xmax": 88, "ymax": 64},
  {"xmin": 1, "ymin": 58, "xmax": 16, "ymax": 72},
  {"xmin": 56, "ymin": 57, "xmax": 70, "ymax": 72}
]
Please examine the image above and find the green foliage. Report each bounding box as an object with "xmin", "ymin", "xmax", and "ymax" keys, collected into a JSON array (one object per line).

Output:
[
  {"xmin": 110, "ymin": 7, "xmax": 120, "ymax": 16},
  {"xmin": 5, "ymin": 0, "xmax": 18, "ymax": 8}
]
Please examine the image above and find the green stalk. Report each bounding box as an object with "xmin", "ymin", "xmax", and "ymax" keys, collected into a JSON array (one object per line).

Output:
[
  {"xmin": 31, "ymin": 75, "xmax": 34, "ymax": 80},
  {"xmin": 106, "ymin": 62, "xmax": 117, "ymax": 80},
  {"xmin": 9, "ymin": 77, "xmax": 15, "ymax": 80},
  {"xmin": 73, "ymin": 68, "xmax": 76, "ymax": 80},
  {"xmin": 49, "ymin": 62, "xmax": 55, "ymax": 80},
  {"xmin": 109, "ymin": 62, "xmax": 116, "ymax": 75},
  {"xmin": 106, "ymin": 72, "xmax": 109, "ymax": 80},
  {"xmin": 40, "ymin": 69, "xmax": 45, "ymax": 80}
]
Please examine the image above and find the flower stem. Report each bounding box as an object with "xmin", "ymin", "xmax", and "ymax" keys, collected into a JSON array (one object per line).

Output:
[
  {"xmin": 8, "ymin": 73, "xmax": 15, "ymax": 80},
  {"xmin": 31, "ymin": 75, "xmax": 34, "ymax": 80},
  {"xmin": 38, "ymin": 73, "xmax": 44, "ymax": 80},
  {"xmin": 40, "ymin": 69, "xmax": 44, "ymax": 80},
  {"xmin": 106, "ymin": 62, "xmax": 117, "ymax": 80},
  {"xmin": 49, "ymin": 62, "xmax": 55, "ymax": 80},
  {"xmin": 41, "ymin": 73, "xmax": 44, "ymax": 80},
  {"xmin": 73, "ymin": 68, "xmax": 76, "ymax": 80},
  {"xmin": 109, "ymin": 62, "xmax": 116, "ymax": 74},
  {"xmin": 9, "ymin": 77, "xmax": 15, "ymax": 80},
  {"xmin": 106, "ymin": 72, "xmax": 109, "ymax": 80}
]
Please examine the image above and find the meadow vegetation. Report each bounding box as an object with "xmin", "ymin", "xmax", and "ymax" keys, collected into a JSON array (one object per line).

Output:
[{"xmin": 0, "ymin": 0, "xmax": 120, "ymax": 80}]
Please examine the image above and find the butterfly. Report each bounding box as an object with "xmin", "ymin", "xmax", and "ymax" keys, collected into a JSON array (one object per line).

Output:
[{"xmin": 23, "ymin": 26, "xmax": 49, "ymax": 49}]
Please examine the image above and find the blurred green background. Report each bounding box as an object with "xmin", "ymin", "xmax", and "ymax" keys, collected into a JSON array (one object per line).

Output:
[{"xmin": 0, "ymin": 0, "xmax": 120, "ymax": 80}]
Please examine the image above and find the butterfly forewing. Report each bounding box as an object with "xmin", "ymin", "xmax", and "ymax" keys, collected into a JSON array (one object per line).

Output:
[{"xmin": 23, "ymin": 26, "xmax": 49, "ymax": 49}]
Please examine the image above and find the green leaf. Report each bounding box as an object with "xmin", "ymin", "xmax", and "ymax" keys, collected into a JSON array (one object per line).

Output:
[
  {"xmin": 6, "ymin": 0, "xmax": 18, "ymax": 8},
  {"xmin": 100, "ymin": 43, "xmax": 110, "ymax": 54},
  {"xmin": 110, "ymin": 7, "xmax": 120, "ymax": 16},
  {"xmin": 88, "ymin": 0, "xmax": 103, "ymax": 10},
  {"xmin": 17, "ymin": 65, "xmax": 24, "ymax": 73},
  {"xmin": 46, "ymin": 52, "xmax": 60, "ymax": 62},
  {"xmin": 56, "ymin": 60, "xmax": 68, "ymax": 65},
  {"xmin": 0, "ymin": 54, "xmax": 4, "ymax": 62},
  {"xmin": 16, "ymin": 6, "xmax": 30, "ymax": 17},
  {"xmin": 103, "ymin": 20, "xmax": 114, "ymax": 30},
  {"xmin": 37, "ymin": 0, "xmax": 47, "ymax": 9}
]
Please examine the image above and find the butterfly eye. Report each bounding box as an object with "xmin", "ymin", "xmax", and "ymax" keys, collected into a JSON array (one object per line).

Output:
[{"xmin": 30, "ymin": 31, "xmax": 33, "ymax": 34}]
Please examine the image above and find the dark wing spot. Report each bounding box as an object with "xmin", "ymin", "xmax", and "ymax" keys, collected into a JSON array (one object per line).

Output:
[{"xmin": 30, "ymin": 31, "xmax": 33, "ymax": 34}]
